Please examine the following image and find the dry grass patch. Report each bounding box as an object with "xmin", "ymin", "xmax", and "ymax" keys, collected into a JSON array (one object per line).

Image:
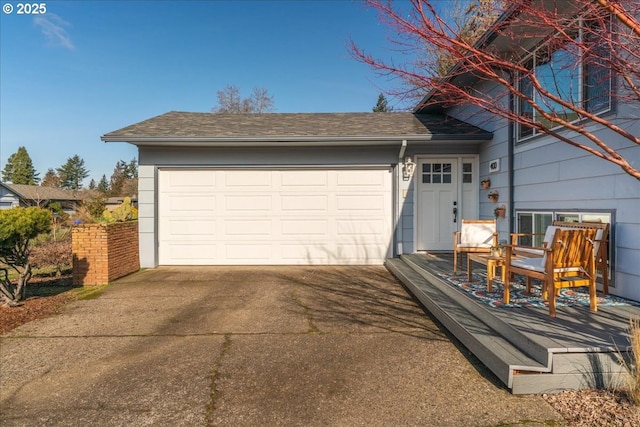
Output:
[{"xmin": 627, "ymin": 317, "xmax": 640, "ymax": 406}]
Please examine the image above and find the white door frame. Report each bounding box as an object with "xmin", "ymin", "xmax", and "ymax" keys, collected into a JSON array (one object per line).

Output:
[{"xmin": 413, "ymin": 155, "xmax": 479, "ymax": 252}]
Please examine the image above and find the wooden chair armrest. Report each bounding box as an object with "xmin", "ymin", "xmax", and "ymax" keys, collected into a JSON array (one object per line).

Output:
[
  {"xmin": 503, "ymin": 243, "xmax": 551, "ymax": 261},
  {"xmin": 503, "ymin": 243, "xmax": 551, "ymax": 251}
]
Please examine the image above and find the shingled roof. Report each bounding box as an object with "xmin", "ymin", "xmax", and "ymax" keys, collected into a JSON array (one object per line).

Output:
[
  {"xmin": 2, "ymin": 183, "xmax": 82, "ymax": 202},
  {"xmin": 101, "ymin": 111, "xmax": 492, "ymax": 145}
]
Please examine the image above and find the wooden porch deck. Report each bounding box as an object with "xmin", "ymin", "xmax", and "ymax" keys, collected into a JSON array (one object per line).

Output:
[{"xmin": 385, "ymin": 253, "xmax": 638, "ymax": 395}]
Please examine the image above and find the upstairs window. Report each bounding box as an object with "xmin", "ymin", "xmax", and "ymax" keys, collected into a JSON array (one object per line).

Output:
[{"xmin": 517, "ymin": 18, "xmax": 612, "ymax": 141}]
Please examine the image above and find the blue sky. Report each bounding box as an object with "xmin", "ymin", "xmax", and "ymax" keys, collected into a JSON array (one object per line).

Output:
[{"xmin": 0, "ymin": 0, "xmax": 411, "ymax": 185}]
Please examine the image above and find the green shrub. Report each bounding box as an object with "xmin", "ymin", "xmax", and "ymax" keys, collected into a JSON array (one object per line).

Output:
[{"xmin": 0, "ymin": 207, "xmax": 52, "ymax": 305}]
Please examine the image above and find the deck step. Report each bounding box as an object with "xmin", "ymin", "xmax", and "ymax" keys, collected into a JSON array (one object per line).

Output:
[
  {"xmin": 386, "ymin": 258, "xmax": 548, "ymax": 391},
  {"xmin": 386, "ymin": 254, "xmax": 633, "ymax": 394},
  {"xmin": 400, "ymin": 254, "xmax": 551, "ymax": 365}
]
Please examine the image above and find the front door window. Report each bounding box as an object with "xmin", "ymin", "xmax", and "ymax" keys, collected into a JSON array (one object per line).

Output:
[{"xmin": 421, "ymin": 162, "xmax": 452, "ymax": 184}]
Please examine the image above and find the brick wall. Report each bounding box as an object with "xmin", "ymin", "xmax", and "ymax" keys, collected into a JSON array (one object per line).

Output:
[{"xmin": 72, "ymin": 221, "xmax": 140, "ymax": 286}]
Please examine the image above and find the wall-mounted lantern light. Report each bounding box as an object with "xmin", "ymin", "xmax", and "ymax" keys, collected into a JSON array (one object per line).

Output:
[{"xmin": 403, "ymin": 156, "xmax": 416, "ymax": 181}]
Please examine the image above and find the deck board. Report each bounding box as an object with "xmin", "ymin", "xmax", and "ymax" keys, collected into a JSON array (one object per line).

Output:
[{"xmin": 386, "ymin": 253, "xmax": 637, "ymax": 394}]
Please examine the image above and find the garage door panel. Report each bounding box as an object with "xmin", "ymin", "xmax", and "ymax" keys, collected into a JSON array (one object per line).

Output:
[
  {"xmin": 164, "ymin": 195, "xmax": 216, "ymax": 214},
  {"xmin": 281, "ymin": 171, "xmax": 328, "ymax": 187},
  {"xmin": 225, "ymin": 171, "xmax": 272, "ymax": 187},
  {"xmin": 336, "ymin": 170, "xmax": 386, "ymax": 187},
  {"xmin": 166, "ymin": 220, "xmax": 217, "ymax": 238},
  {"xmin": 280, "ymin": 195, "xmax": 328, "ymax": 212},
  {"xmin": 281, "ymin": 220, "xmax": 328, "ymax": 236},
  {"xmin": 159, "ymin": 169, "xmax": 391, "ymax": 265},
  {"xmin": 336, "ymin": 194, "xmax": 386, "ymax": 212},
  {"xmin": 225, "ymin": 244, "xmax": 272, "ymax": 260},
  {"xmin": 225, "ymin": 220, "xmax": 272, "ymax": 236},
  {"xmin": 337, "ymin": 219, "xmax": 387, "ymax": 236},
  {"xmin": 225, "ymin": 195, "xmax": 272, "ymax": 212},
  {"xmin": 164, "ymin": 244, "xmax": 217, "ymax": 264},
  {"xmin": 163, "ymin": 170, "xmax": 216, "ymax": 190}
]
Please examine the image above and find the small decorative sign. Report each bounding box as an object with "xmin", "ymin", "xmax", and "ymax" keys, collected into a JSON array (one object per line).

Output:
[{"xmin": 489, "ymin": 159, "xmax": 500, "ymax": 173}]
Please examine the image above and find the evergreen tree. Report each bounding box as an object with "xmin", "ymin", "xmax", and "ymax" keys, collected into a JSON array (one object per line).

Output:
[
  {"xmin": 88, "ymin": 178, "xmax": 96, "ymax": 190},
  {"xmin": 41, "ymin": 169, "xmax": 61, "ymax": 187},
  {"xmin": 125, "ymin": 158, "xmax": 138, "ymax": 178},
  {"xmin": 1, "ymin": 146, "xmax": 40, "ymax": 185},
  {"xmin": 97, "ymin": 174, "xmax": 109, "ymax": 193},
  {"xmin": 57, "ymin": 155, "xmax": 89, "ymax": 190},
  {"xmin": 372, "ymin": 93, "xmax": 392, "ymax": 112},
  {"xmin": 108, "ymin": 158, "xmax": 138, "ymax": 196},
  {"xmin": 108, "ymin": 160, "xmax": 126, "ymax": 196}
]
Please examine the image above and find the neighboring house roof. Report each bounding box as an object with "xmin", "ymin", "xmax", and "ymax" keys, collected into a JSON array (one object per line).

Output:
[
  {"xmin": 1, "ymin": 183, "xmax": 83, "ymax": 203},
  {"xmin": 106, "ymin": 196, "xmax": 138, "ymax": 205},
  {"xmin": 101, "ymin": 111, "xmax": 492, "ymax": 145}
]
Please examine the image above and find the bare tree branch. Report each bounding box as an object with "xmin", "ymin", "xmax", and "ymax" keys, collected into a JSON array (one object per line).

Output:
[
  {"xmin": 351, "ymin": 0, "xmax": 640, "ymax": 180},
  {"xmin": 212, "ymin": 85, "xmax": 275, "ymax": 113}
]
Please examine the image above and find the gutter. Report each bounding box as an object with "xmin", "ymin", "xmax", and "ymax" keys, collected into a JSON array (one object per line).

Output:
[{"xmin": 101, "ymin": 134, "xmax": 491, "ymax": 147}]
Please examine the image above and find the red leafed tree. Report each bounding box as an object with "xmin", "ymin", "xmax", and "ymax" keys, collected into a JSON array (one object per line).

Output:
[{"xmin": 351, "ymin": 0, "xmax": 640, "ymax": 180}]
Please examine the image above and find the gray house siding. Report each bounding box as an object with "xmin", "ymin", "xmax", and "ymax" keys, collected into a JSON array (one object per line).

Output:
[
  {"xmin": 511, "ymin": 101, "xmax": 640, "ymax": 301},
  {"xmin": 137, "ymin": 164, "xmax": 156, "ymax": 269},
  {"xmin": 444, "ymin": 85, "xmax": 640, "ymax": 301}
]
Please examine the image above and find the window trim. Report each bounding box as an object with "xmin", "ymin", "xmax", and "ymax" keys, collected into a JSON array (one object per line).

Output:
[
  {"xmin": 516, "ymin": 17, "xmax": 613, "ymax": 142},
  {"xmin": 515, "ymin": 209, "xmax": 615, "ymax": 286}
]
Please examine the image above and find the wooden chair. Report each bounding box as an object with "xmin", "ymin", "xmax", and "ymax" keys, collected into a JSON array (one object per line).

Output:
[
  {"xmin": 504, "ymin": 227, "xmax": 598, "ymax": 317},
  {"xmin": 510, "ymin": 221, "xmax": 609, "ymax": 294},
  {"xmin": 453, "ymin": 219, "xmax": 498, "ymax": 274}
]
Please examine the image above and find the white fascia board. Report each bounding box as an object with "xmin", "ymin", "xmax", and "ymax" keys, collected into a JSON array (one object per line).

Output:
[{"xmin": 101, "ymin": 135, "xmax": 490, "ymax": 146}]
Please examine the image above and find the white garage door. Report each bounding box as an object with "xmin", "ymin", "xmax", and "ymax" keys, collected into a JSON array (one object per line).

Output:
[{"xmin": 158, "ymin": 168, "xmax": 393, "ymax": 265}]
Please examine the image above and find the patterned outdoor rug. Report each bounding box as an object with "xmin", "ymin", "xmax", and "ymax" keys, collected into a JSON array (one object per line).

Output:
[{"xmin": 437, "ymin": 272, "xmax": 639, "ymax": 309}]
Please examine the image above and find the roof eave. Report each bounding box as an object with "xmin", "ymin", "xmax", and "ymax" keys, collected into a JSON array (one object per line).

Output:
[{"xmin": 101, "ymin": 134, "xmax": 491, "ymax": 147}]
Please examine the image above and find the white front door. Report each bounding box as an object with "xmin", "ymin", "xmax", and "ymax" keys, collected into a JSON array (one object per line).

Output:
[{"xmin": 416, "ymin": 158, "xmax": 458, "ymax": 251}]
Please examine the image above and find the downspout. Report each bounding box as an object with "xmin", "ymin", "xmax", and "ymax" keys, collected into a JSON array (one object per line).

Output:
[
  {"xmin": 508, "ymin": 73, "xmax": 515, "ymax": 235},
  {"xmin": 396, "ymin": 140, "xmax": 408, "ymax": 256},
  {"xmin": 399, "ymin": 139, "xmax": 408, "ymax": 161}
]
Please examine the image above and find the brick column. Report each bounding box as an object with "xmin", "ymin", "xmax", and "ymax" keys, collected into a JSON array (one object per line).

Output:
[{"xmin": 72, "ymin": 222, "xmax": 140, "ymax": 286}]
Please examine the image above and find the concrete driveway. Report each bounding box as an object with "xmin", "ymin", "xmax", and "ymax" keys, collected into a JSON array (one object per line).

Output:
[{"xmin": 0, "ymin": 266, "xmax": 563, "ymax": 426}]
